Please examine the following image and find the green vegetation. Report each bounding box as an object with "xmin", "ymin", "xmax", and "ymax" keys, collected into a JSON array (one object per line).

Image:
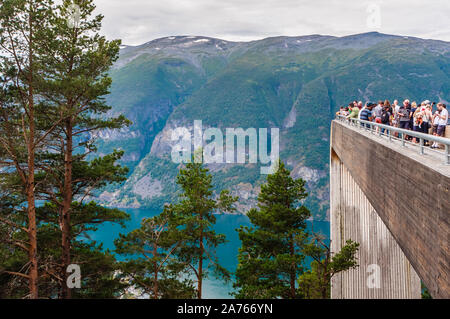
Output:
[
  {"xmin": 298, "ymin": 237, "xmax": 359, "ymax": 299},
  {"xmin": 166, "ymin": 158, "xmax": 238, "ymax": 299},
  {"xmin": 0, "ymin": 0, "xmax": 129, "ymax": 299},
  {"xmin": 115, "ymin": 211, "xmax": 196, "ymax": 299},
  {"xmin": 102, "ymin": 34, "xmax": 450, "ymax": 221},
  {"xmin": 421, "ymin": 283, "xmax": 433, "ymax": 299},
  {"xmin": 0, "ymin": 0, "xmax": 445, "ymax": 300},
  {"xmin": 233, "ymin": 161, "xmax": 311, "ymax": 299},
  {"xmin": 0, "ymin": 201, "xmax": 129, "ymax": 298},
  {"xmin": 233, "ymin": 161, "xmax": 358, "ymax": 299},
  {"xmin": 116, "ymin": 157, "xmax": 238, "ymax": 299}
]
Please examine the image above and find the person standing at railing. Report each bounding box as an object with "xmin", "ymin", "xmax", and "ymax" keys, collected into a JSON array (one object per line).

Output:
[
  {"xmin": 380, "ymin": 104, "xmax": 391, "ymax": 135},
  {"xmin": 431, "ymin": 108, "xmax": 441, "ymax": 146},
  {"xmin": 422, "ymin": 102, "xmax": 433, "ymax": 146},
  {"xmin": 359, "ymin": 102, "xmax": 375, "ymax": 128},
  {"xmin": 384, "ymin": 100, "xmax": 392, "ymax": 114},
  {"xmin": 398, "ymin": 100, "xmax": 411, "ymax": 130},
  {"xmin": 412, "ymin": 102, "xmax": 426, "ymax": 144},
  {"xmin": 374, "ymin": 101, "xmax": 383, "ymax": 122},
  {"xmin": 392, "ymin": 100, "xmax": 401, "ymax": 137},
  {"xmin": 423, "ymin": 101, "xmax": 433, "ymax": 131},
  {"xmin": 346, "ymin": 103, "xmax": 359, "ymax": 120},
  {"xmin": 437, "ymin": 103, "xmax": 448, "ymax": 129},
  {"xmin": 410, "ymin": 102, "xmax": 418, "ymax": 136},
  {"xmin": 343, "ymin": 107, "xmax": 350, "ymax": 116},
  {"xmin": 373, "ymin": 101, "xmax": 384, "ymax": 134},
  {"xmin": 337, "ymin": 106, "xmax": 350, "ymax": 117},
  {"xmin": 433, "ymin": 103, "xmax": 449, "ymax": 149},
  {"xmin": 357, "ymin": 101, "xmax": 368, "ymax": 122},
  {"xmin": 393, "ymin": 100, "xmax": 401, "ymax": 117}
]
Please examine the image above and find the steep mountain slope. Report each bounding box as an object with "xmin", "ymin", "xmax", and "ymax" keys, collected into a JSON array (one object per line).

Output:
[{"xmin": 97, "ymin": 33, "xmax": 450, "ymax": 220}]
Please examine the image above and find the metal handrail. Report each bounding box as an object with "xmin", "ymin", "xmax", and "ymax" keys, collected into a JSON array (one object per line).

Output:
[{"xmin": 335, "ymin": 115, "xmax": 450, "ymax": 165}]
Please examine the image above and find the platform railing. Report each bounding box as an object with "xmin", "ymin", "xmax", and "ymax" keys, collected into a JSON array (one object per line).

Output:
[{"xmin": 335, "ymin": 115, "xmax": 450, "ymax": 165}]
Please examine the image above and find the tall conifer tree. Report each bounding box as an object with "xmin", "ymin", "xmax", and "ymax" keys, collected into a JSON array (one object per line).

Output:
[
  {"xmin": 234, "ymin": 161, "xmax": 310, "ymax": 299},
  {"xmin": 170, "ymin": 159, "xmax": 237, "ymax": 299},
  {"xmin": 0, "ymin": 0, "xmax": 55, "ymax": 298},
  {"xmin": 115, "ymin": 210, "xmax": 196, "ymax": 299},
  {"xmin": 297, "ymin": 235, "xmax": 359, "ymax": 299},
  {"xmin": 34, "ymin": 0, "xmax": 129, "ymax": 298},
  {"xmin": 0, "ymin": 0, "xmax": 130, "ymax": 298}
]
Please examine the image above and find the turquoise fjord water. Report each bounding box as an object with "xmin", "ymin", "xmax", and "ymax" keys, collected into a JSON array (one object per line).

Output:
[{"xmin": 90, "ymin": 208, "xmax": 330, "ymax": 299}]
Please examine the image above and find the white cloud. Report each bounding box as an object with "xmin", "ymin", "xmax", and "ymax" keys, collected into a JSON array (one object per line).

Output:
[{"xmin": 94, "ymin": 0, "xmax": 450, "ymax": 45}]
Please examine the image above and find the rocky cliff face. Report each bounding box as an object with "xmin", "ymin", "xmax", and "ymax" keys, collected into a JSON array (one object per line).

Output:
[{"xmin": 97, "ymin": 33, "xmax": 450, "ymax": 221}]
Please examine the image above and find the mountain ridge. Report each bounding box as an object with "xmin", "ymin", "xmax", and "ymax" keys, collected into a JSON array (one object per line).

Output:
[
  {"xmin": 121, "ymin": 31, "xmax": 450, "ymax": 49},
  {"xmin": 97, "ymin": 32, "xmax": 450, "ymax": 220}
]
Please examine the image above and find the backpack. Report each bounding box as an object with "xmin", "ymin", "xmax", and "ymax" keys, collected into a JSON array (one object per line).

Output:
[{"xmin": 381, "ymin": 110, "xmax": 389, "ymax": 123}]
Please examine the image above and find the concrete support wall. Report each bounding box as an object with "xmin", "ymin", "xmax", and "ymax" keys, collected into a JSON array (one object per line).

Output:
[
  {"xmin": 331, "ymin": 150, "xmax": 421, "ymax": 299},
  {"xmin": 331, "ymin": 120, "xmax": 449, "ymax": 298}
]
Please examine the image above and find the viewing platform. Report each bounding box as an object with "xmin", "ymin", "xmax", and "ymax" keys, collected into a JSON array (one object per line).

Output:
[{"xmin": 330, "ymin": 117, "xmax": 449, "ymax": 299}]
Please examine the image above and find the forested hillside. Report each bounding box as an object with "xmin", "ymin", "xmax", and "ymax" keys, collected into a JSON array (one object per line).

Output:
[{"xmin": 97, "ymin": 33, "xmax": 450, "ymax": 220}]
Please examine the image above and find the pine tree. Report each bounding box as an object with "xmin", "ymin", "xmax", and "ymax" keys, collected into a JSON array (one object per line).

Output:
[
  {"xmin": 115, "ymin": 209, "xmax": 196, "ymax": 299},
  {"xmin": 0, "ymin": 201, "xmax": 130, "ymax": 298},
  {"xmin": 170, "ymin": 159, "xmax": 237, "ymax": 299},
  {"xmin": 0, "ymin": 180, "xmax": 31, "ymax": 298},
  {"xmin": 0, "ymin": 0, "xmax": 56, "ymax": 298},
  {"xmin": 234, "ymin": 161, "xmax": 310, "ymax": 299},
  {"xmin": 0, "ymin": 0, "xmax": 130, "ymax": 299},
  {"xmin": 297, "ymin": 235, "xmax": 359, "ymax": 299},
  {"xmin": 31, "ymin": 0, "xmax": 129, "ymax": 298}
]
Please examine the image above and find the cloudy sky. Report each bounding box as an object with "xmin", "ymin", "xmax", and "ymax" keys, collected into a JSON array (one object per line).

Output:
[{"xmin": 95, "ymin": 0, "xmax": 450, "ymax": 46}]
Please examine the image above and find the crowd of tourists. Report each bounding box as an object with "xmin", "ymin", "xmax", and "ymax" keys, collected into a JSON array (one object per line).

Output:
[{"xmin": 337, "ymin": 99, "xmax": 449, "ymax": 148}]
